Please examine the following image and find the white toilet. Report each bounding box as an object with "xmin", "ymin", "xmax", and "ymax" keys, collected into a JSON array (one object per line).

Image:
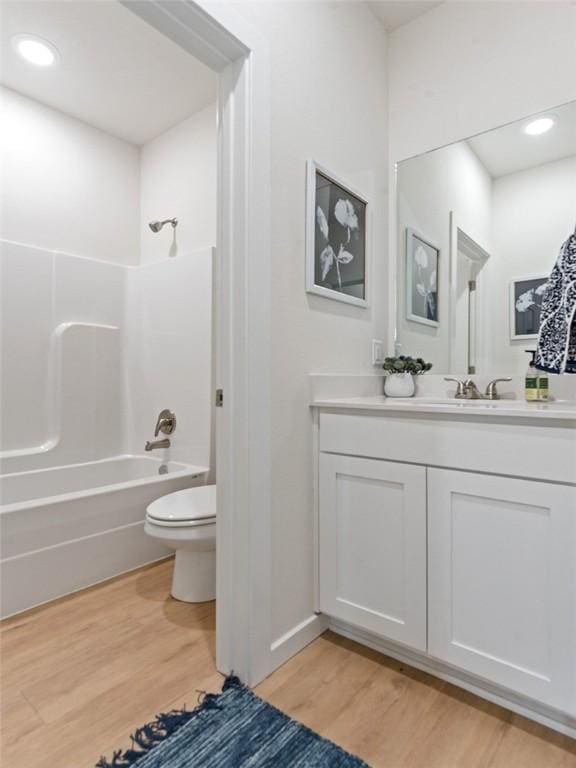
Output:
[{"xmin": 145, "ymin": 485, "xmax": 216, "ymax": 603}]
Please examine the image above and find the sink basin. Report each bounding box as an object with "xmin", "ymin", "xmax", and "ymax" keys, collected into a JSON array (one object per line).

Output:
[
  {"xmin": 389, "ymin": 397, "xmax": 522, "ymax": 407},
  {"xmin": 387, "ymin": 397, "xmax": 576, "ymax": 412}
]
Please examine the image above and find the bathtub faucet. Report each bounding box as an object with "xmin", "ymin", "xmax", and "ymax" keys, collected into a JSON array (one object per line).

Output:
[
  {"xmin": 145, "ymin": 409, "xmax": 176, "ymax": 451},
  {"xmin": 145, "ymin": 438, "xmax": 170, "ymax": 451}
]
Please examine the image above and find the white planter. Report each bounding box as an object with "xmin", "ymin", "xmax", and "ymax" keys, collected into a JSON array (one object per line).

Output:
[{"xmin": 384, "ymin": 372, "xmax": 415, "ymax": 398}]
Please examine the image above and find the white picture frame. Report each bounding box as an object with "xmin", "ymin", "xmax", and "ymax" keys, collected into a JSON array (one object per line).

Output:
[
  {"xmin": 509, "ymin": 274, "xmax": 549, "ymax": 340},
  {"xmin": 306, "ymin": 160, "xmax": 370, "ymax": 308},
  {"xmin": 406, "ymin": 228, "xmax": 440, "ymax": 327}
]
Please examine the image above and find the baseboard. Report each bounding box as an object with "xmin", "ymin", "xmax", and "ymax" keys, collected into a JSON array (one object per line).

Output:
[
  {"xmin": 330, "ymin": 619, "xmax": 576, "ymax": 739},
  {"xmin": 270, "ymin": 613, "xmax": 329, "ymax": 669}
]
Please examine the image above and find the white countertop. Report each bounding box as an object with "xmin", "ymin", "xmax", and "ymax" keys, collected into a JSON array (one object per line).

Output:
[{"xmin": 311, "ymin": 395, "xmax": 576, "ymax": 421}]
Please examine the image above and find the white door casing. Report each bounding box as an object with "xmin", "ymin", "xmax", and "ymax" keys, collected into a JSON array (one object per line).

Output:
[{"xmin": 123, "ymin": 0, "xmax": 272, "ymax": 684}]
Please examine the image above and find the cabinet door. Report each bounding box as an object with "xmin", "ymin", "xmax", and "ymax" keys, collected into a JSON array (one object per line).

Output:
[
  {"xmin": 319, "ymin": 454, "xmax": 427, "ymax": 650},
  {"xmin": 428, "ymin": 468, "xmax": 576, "ymax": 714}
]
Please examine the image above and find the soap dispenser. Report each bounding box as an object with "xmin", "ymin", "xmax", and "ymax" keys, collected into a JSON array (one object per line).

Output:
[
  {"xmin": 525, "ymin": 350, "xmax": 542, "ymax": 402},
  {"xmin": 538, "ymin": 365, "xmax": 549, "ymax": 401}
]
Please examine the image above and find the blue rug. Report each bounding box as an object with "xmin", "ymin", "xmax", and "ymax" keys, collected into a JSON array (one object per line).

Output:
[{"xmin": 96, "ymin": 676, "xmax": 368, "ymax": 767}]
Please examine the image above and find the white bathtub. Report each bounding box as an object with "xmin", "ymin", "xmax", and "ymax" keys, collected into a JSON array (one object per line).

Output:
[{"xmin": 0, "ymin": 455, "xmax": 208, "ymax": 617}]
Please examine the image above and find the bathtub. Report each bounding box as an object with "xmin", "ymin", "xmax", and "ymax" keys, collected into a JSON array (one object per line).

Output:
[{"xmin": 0, "ymin": 455, "xmax": 208, "ymax": 618}]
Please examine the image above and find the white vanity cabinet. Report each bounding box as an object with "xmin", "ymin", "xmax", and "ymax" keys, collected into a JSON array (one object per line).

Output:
[
  {"xmin": 428, "ymin": 468, "xmax": 576, "ymax": 714},
  {"xmin": 315, "ymin": 404, "xmax": 576, "ymax": 732},
  {"xmin": 319, "ymin": 454, "xmax": 427, "ymax": 649}
]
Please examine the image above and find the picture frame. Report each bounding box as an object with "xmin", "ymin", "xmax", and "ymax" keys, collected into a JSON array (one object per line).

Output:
[
  {"xmin": 509, "ymin": 274, "xmax": 548, "ymax": 340},
  {"xmin": 406, "ymin": 228, "xmax": 440, "ymax": 327},
  {"xmin": 306, "ymin": 160, "xmax": 369, "ymax": 308}
]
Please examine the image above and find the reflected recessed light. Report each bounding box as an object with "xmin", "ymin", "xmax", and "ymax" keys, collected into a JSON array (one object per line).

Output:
[
  {"xmin": 524, "ymin": 116, "xmax": 555, "ymax": 136},
  {"xmin": 12, "ymin": 34, "xmax": 59, "ymax": 67}
]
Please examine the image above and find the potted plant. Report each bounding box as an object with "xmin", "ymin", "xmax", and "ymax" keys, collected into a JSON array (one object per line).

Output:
[{"xmin": 382, "ymin": 355, "xmax": 433, "ymax": 397}]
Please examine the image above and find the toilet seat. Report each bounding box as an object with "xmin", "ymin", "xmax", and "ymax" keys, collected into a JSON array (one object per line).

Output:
[{"xmin": 146, "ymin": 485, "xmax": 216, "ymax": 528}]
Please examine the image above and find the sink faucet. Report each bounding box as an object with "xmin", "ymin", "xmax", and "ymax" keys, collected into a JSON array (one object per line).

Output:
[
  {"xmin": 444, "ymin": 377, "xmax": 482, "ymax": 399},
  {"xmin": 445, "ymin": 377, "xmax": 512, "ymax": 400},
  {"xmin": 463, "ymin": 379, "xmax": 484, "ymax": 399},
  {"xmin": 484, "ymin": 378, "xmax": 513, "ymax": 400},
  {"xmin": 463, "ymin": 379, "xmax": 484, "ymax": 400}
]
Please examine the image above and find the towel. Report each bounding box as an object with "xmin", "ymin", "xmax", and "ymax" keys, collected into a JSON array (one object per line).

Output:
[{"xmin": 535, "ymin": 233, "xmax": 576, "ymax": 375}]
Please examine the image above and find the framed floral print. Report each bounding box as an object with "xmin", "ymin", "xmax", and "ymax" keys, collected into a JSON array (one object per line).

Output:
[
  {"xmin": 510, "ymin": 275, "xmax": 548, "ymax": 339},
  {"xmin": 406, "ymin": 228, "xmax": 440, "ymax": 327},
  {"xmin": 306, "ymin": 160, "xmax": 369, "ymax": 307}
]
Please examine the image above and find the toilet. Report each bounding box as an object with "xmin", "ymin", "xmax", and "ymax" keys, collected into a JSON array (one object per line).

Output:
[{"xmin": 145, "ymin": 485, "xmax": 216, "ymax": 603}]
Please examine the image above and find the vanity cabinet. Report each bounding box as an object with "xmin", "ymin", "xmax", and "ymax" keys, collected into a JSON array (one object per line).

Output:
[
  {"xmin": 319, "ymin": 454, "xmax": 426, "ymax": 649},
  {"xmin": 428, "ymin": 468, "xmax": 576, "ymax": 713},
  {"xmin": 316, "ymin": 407, "xmax": 576, "ymax": 727}
]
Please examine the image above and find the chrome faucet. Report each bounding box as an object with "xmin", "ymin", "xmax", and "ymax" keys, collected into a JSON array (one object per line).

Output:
[
  {"xmin": 153, "ymin": 409, "xmax": 177, "ymax": 436},
  {"xmin": 145, "ymin": 409, "xmax": 176, "ymax": 451},
  {"xmin": 463, "ymin": 379, "xmax": 484, "ymax": 399},
  {"xmin": 145, "ymin": 437, "xmax": 171, "ymax": 451},
  {"xmin": 445, "ymin": 377, "xmax": 512, "ymax": 400},
  {"xmin": 484, "ymin": 378, "xmax": 512, "ymax": 400},
  {"xmin": 444, "ymin": 377, "xmax": 482, "ymax": 399}
]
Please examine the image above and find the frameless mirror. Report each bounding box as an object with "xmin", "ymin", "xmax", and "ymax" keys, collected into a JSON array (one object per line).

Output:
[{"xmin": 395, "ymin": 100, "xmax": 576, "ymax": 376}]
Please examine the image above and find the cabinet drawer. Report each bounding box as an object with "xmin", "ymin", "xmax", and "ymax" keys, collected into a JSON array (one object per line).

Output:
[{"xmin": 319, "ymin": 411, "xmax": 576, "ymax": 484}]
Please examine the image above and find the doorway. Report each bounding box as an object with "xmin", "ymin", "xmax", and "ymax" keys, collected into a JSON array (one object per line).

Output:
[
  {"xmin": 0, "ymin": 0, "xmax": 271, "ymax": 685},
  {"xmin": 122, "ymin": 1, "xmax": 273, "ymax": 685},
  {"xmin": 449, "ymin": 215, "xmax": 490, "ymax": 375}
]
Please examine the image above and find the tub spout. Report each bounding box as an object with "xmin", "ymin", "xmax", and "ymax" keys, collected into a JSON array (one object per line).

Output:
[{"xmin": 145, "ymin": 438, "xmax": 170, "ymax": 451}]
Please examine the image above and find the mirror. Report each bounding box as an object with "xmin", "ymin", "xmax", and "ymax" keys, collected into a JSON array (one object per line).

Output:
[{"xmin": 395, "ymin": 100, "xmax": 576, "ymax": 376}]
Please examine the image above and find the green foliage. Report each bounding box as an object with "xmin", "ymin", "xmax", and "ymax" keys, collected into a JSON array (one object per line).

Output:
[{"xmin": 382, "ymin": 355, "xmax": 433, "ymax": 375}]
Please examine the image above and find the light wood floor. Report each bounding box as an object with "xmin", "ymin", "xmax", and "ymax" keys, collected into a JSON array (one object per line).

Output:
[{"xmin": 1, "ymin": 560, "xmax": 575, "ymax": 768}]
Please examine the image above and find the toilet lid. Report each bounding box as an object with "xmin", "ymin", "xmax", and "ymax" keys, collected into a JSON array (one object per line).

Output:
[{"xmin": 147, "ymin": 485, "xmax": 216, "ymax": 525}]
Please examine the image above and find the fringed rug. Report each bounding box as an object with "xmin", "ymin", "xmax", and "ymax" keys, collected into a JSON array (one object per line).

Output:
[{"xmin": 96, "ymin": 676, "xmax": 368, "ymax": 767}]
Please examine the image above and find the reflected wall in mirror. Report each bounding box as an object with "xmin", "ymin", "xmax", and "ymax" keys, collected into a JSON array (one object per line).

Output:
[{"xmin": 395, "ymin": 101, "xmax": 576, "ymax": 376}]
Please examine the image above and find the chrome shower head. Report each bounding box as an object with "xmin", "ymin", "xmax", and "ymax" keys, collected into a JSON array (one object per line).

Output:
[{"xmin": 148, "ymin": 218, "xmax": 178, "ymax": 233}]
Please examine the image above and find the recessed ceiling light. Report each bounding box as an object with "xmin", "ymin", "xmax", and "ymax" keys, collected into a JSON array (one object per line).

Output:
[
  {"xmin": 524, "ymin": 116, "xmax": 556, "ymax": 136},
  {"xmin": 12, "ymin": 34, "xmax": 59, "ymax": 67}
]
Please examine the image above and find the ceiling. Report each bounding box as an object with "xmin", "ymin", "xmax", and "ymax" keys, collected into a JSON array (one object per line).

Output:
[
  {"xmin": 368, "ymin": 0, "xmax": 444, "ymax": 31},
  {"xmin": 0, "ymin": 1, "xmax": 218, "ymax": 145},
  {"xmin": 468, "ymin": 101, "xmax": 576, "ymax": 178}
]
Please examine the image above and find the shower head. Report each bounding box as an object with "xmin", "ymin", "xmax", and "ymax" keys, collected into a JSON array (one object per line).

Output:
[{"xmin": 148, "ymin": 218, "xmax": 178, "ymax": 233}]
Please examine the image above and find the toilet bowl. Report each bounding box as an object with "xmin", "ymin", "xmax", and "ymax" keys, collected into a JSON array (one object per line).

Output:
[{"xmin": 145, "ymin": 485, "xmax": 216, "ymax": 603}]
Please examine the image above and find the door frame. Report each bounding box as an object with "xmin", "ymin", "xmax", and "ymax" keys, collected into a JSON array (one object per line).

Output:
[
  {"xmin": 123, "ymin": 0, "xmax": 272, "ymax": 685},
  {"xmin": 448, "ymin": 212, "xmax": 490, "ymax": 374}
]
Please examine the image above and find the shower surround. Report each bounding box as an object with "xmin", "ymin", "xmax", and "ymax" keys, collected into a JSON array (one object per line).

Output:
[{"xmin": 0, "ymin": 239, "xmax": 213, "ymax": 617}]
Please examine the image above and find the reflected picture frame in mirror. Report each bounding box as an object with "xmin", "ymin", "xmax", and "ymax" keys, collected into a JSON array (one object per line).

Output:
[
  {"xmin": 405, "ymin": 228, "xmax": 440, "ymax": 327},
  {"xmin": 509, "ymin": 274, "xmax": 549, "ymax": 340}
]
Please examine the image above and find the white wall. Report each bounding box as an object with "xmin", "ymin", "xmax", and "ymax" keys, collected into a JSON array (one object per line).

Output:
[
  {"xmin": 0, "ymin": 241, "xmax": 125, "ymax": 472},
  {"xmin": 0, "ymin": 87, "xmax": 140, "ymax": 264},
  {"xmin": 234, "ymin": 1, "xmax": 388, "ymax": 643},
  {"xmin": 489, "ymin": 156, "xmax": 576, "ymax": 374},
  {"xmin": 135, "ymin": 105, "xmax": 216, "ymax": 468},
  {"xmin": 0, "ymin": 242, "xmax": 214, "ymax": 474},
  {"xmin": 124, "ymin": 248, "xmax": 213, "ymax": 469},
  {"xmin": 388, "ymin": 2, "xmax": 576, "ymax": 164},
  {"xmin": 140, "ymin": 103, "xmax": 217, "ymax": 263},
  {"xmin": 0, "ymin": 86, "xmax": 217, "ymax": 475},
  {"xmin": 397, "ymin": 142, "xmax": 492, "ymax": 371}
]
